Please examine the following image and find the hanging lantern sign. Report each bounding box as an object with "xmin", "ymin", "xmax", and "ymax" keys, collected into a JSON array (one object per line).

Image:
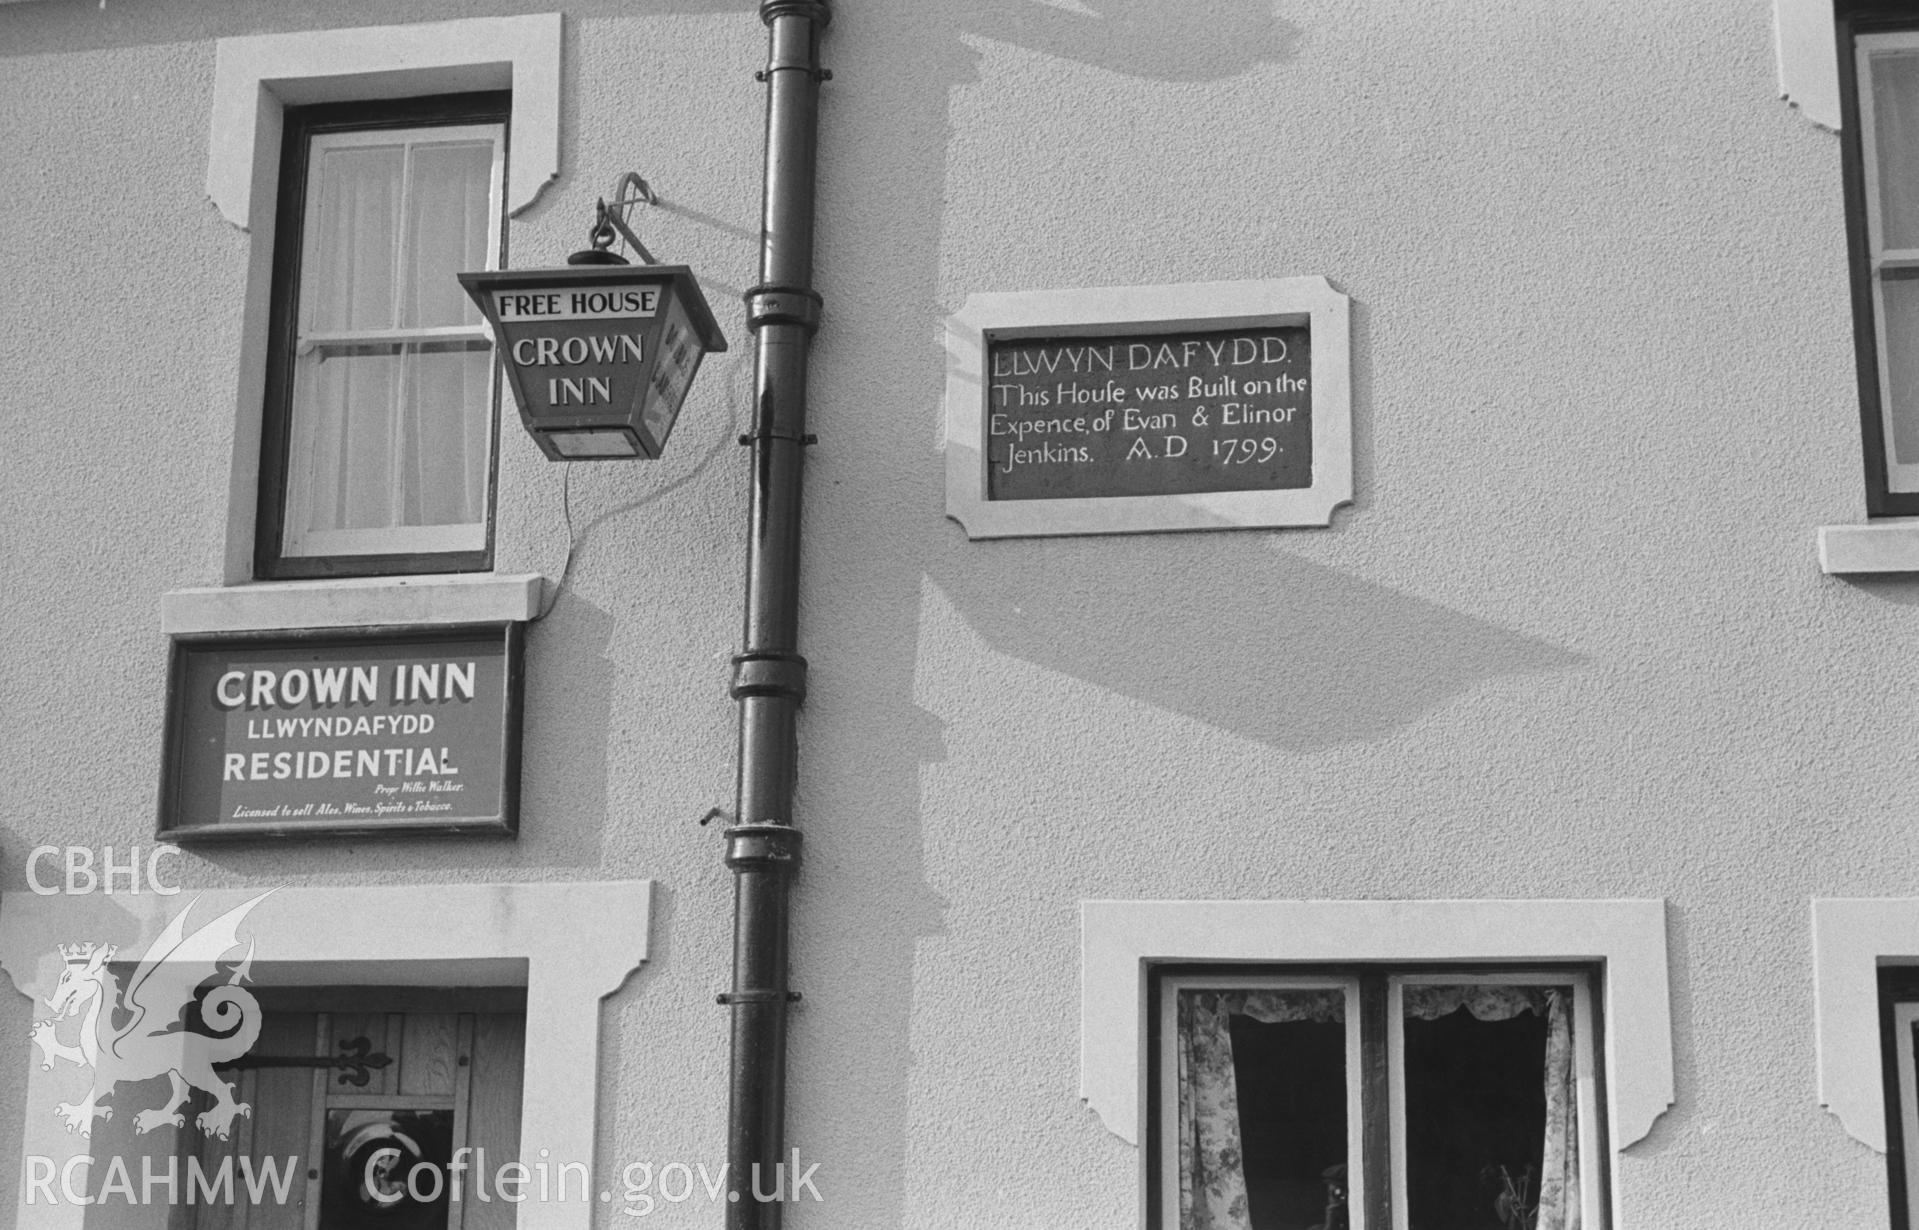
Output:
[{"xmin": 459, "ymin": 261, "xmax": 727, "ymax": 462}]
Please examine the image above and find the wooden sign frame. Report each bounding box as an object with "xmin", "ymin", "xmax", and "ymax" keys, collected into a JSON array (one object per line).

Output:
[
  {"xmin": 944, "ymin": 277, "xmax": 1352, "ymax": 539},
  {"xmin": 158, "ymin": 623, "xmax": 524, "ymax": 843}
]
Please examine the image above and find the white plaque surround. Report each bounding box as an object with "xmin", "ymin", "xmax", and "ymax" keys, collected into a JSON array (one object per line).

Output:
[{"xmin": 943, "ymin": 278, "xmax": 1353, "ymax": 539}]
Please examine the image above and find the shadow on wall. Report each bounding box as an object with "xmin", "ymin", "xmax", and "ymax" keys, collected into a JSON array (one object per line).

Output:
[
  {"xmin": 513, "ymin": 590, "xmax": 619, "ymax": 861},
  {"xmin": 776, "ymin": 4, "xmax": 1306, "ymax": 1229},
  {"xmin": 927, "ymin": 534, "xmax": 1579, "ymax": 751},
  {"xmin": 964, "ymin": 0, "xmax": 1297, "ymax": 81},
  {"xmin": 1839, "ymin": 575, "xmax": 1919, "ymax": 606},
  {"xmin": 0, "ymin": 0, "xmax": 1296, "ymax": 76},
  {"xmin": 0, "ymin": 849, "xmax": 29, "ymax": 1223},
  {"xmin": 787, "ymin": 6, "xmax": 1307, "ymax": 1229},
  {"xmin": 0, "ymin": 7, "xmax": 1292, "ymax": 1230}
]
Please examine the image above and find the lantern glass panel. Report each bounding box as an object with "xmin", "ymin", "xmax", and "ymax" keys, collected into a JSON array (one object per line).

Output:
[{"xmin": 549, "ymin": 429, "xmax": 642, "ymax": 459}]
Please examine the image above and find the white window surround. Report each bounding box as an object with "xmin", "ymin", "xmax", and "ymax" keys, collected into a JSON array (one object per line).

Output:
[
  {"xmin": 1809, "ymin": 898, "xmax": 1919, "ymax": 1152},
  {"xmin": 198, "ymin": 15, "xmax": 560, "ymax": 600},
  {"xmin": 1776, "ymin": 0, "xmax": 1842, "ymax": 131},
  {"xmin": 1780, "ymin": 8, "xmax": 1919, "ymax": 573},
  {"xmin": 1081, "ymin": 898, "xmax": 1673, "ymax": 1221},
  {"xmin": 1817, "ymin": 519, "xmax": 1919, "ymax": 573},
  {"xmin": 1772, "ymin": 3, "xmax": 1919, "ymax": 567},
  {"xmin": 207, "ymin": 15, "xmax": 560, "ymax": 231},
  {"xmin": 0, "ymin": 879, "xmax": 647, "ymax": 1230}
]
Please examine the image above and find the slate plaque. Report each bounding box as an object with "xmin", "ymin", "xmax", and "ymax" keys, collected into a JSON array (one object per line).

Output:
[
  {"xmin": 946, "ymin": 278, "xmax": 1352, "ymax": 538},
  {"xmin": 159, "ymin": 625, "xmax": 522, "ymax": 841},
  {"xmin": 985, "ymin": 324, "xmax": 1312, "ymax": 502}
]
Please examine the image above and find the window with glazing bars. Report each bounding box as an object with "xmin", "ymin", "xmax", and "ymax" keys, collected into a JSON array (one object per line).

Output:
[{"xmin": 256, "ymin": 93, "xmax": 508, "ymax": 578}]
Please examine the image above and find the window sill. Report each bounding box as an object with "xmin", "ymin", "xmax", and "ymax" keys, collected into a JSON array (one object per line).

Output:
[
  {"xmin": 1817, "ymin": 520, "xmax": 1919, "ymax": 573},
  {"xmin": 1813, "ymin": 899, "xmax": 1919, "ymax": 1151},
  {"xmin": 161, "ymin": 572, "xmax": 543, "ymax": 635}
]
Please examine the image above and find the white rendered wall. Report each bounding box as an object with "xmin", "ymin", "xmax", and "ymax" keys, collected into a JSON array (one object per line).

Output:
[{"xmin": 0, "ymin": 1, "xmax": 1898, "ymax": 1228}]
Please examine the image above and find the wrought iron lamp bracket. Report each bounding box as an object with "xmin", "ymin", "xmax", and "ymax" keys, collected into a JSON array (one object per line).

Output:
[{"xmin": 586, "ymin": 171, "xmax": 660, "ymax": 265}]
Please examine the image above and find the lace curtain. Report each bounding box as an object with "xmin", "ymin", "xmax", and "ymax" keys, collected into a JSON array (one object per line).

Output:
[
  {"xmin": 1177, "ymin": 985, "xmax": 1578, "ymax": 1230},
  {"xmin": 288, "ymin": 134, "xmax": 495, "ymax": 546}
]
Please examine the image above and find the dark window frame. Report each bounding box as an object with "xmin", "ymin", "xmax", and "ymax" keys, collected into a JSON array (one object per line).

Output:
[
  {"xmin": 255, "ymin": 91, "xmax": 511, "ymax": 581},
  {"xmin": 1880, "ymin": 965, "xmax": 1919, "ymax": 1230},
  {"xmin": 1839, "ymin": 5, "xmax": 1919, "ymax": 516},
  {"xmin": 1145, "ymin": 961, "xmax": 1610, "ymax": 1230}
]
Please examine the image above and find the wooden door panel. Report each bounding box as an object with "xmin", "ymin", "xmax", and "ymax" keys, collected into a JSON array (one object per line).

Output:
[
  {"xmin": 461, "ymin": 1013, "xmax": 526, "ymax": 1230},
  {"xmin": 399, "ymin": 1012, "xmax": 459, "ymax": 1097}
]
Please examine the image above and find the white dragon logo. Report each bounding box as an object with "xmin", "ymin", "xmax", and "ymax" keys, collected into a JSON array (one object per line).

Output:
[{"xmin": 29, "ymin": 893, "xmax": 270, "ymax": 1140}]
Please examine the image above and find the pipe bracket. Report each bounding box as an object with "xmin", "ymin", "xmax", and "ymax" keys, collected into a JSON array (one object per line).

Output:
[
  {"xmin": 744, "ymin": 283, "xmax": 823, "ymax": 333},
  {"xmin": 731, "ymin": 651, "xmax": 808, "ymax": 703},
  {"xmin": 724, "ymin": 823, "xmax": 804, "ymax": 871},
  {"xmin": 716, "ymin": 989, "xmax": 803, "ymax": 1005},
  {"xmin": 756, "ymin": 66, "xmax": 832, "ymax": 83},
  {"xmin": 760, "ymin": 0, "xmax": 831, "ymax": 27}
]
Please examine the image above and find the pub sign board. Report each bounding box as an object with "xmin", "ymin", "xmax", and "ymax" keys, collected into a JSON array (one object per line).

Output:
[
  {"xmin": 944, "ymin": 278, "xmax": 1352, "ymax": 538},
  {"xmin": 158, "ymin": 625, "xmax": 523, "ymax": 842},
  {"xmin": 459, "ymin": 264, "xmax": 728, "ymax": 462}
]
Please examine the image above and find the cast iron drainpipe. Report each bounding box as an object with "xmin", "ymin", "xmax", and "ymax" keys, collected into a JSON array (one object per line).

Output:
[{"xmin": 722, "ymin": 2, "xmax": 829, "ymax": 1228}]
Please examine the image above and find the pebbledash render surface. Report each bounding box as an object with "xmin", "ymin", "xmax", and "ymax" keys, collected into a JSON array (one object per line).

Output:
[{"xmin": 4, "ymin": 1, "xmax": 1919, "ymax": 1228}]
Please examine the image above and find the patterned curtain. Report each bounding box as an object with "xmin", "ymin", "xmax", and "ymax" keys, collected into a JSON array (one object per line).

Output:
[
  {"xmin": 1533, "ymin": 991, "xmax": 1579, "ymax": 1230},
  {"xmin": 1402, "ymin": 984, "xmax": 1578, "ymax": 1230},
  {"xmin": 1177, "ymin": 984, "xmax": 1577, "ymax": 1230},
  {"xmin": 1177, "ymin": 989, "xmax": 1344, "ymax": 1230},
  {"xmin": 1401, "ymin": 983, "xmax": 1547, "ymax": 1021}
]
